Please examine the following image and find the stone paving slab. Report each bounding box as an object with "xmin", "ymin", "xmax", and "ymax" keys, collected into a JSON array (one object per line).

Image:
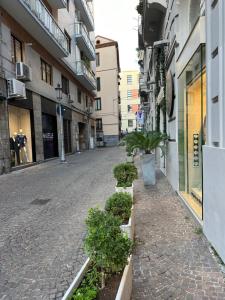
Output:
[
  {"xmin": 0, "ymin": 147, "xmax": 125, "ymax": 300},
  {"xmin": 132, "ymin": 170, "xmax": 225, "ymax": 300}
]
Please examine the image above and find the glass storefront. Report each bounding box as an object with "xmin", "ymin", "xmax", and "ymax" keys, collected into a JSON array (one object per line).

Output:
[
  {"xmin": 8, "ymin": 105, "xmax": 33, "ymax": 167},
  {"xmin": 178, "ymin": 45, "xmax": 206, "ymax": 220}
]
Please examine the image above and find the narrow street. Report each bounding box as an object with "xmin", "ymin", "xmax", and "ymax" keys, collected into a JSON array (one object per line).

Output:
[{"xmin": 0, "ymin": 147, "xmax": 125, "ymax": 300}]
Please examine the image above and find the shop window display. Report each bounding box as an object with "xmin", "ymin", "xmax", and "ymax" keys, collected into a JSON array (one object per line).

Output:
[
  {"xmin": 8, "ymin": 105, "xmax": 33, "ymax": 167},
  {"xmin": 178, "ymin": 45, "xmax": 206, "ymax": 220}
]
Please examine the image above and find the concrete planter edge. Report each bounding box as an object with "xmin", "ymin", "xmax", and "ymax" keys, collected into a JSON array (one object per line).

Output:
[
  {"xmin": 115, "ymin": 184, "xmax": 134, "ymax": 200},
  {"xmin": 62, "ymin": 257, "xmax": 91, "ymax": 300},
  {"xmin": 62, "ymin": 255, "xmax": 133, "ymax": 300},
  {"xmin": 120, "ymin": 206, "xmax": 134, "ymax": 240}
]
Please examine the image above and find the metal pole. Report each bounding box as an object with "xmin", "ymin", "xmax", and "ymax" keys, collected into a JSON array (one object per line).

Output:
[{"xmin": 59, "ymin": 103, "xmax": 66, "ymax": 162}]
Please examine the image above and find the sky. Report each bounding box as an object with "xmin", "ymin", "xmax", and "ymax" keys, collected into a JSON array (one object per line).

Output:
[{"xmin": 94, "ymin": 0, "xmax": 139, "ymax": 72}]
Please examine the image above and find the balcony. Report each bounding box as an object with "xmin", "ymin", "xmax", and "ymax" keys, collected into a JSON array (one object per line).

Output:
[
  {"xmin": 75, "ymin": 23, "xmax": 95, "ymax": 61},
  {"xmin": 1, "ymin": 0, "xmax": 69, "ymax": 58},
  {"xmin": 47, "ymin": 0, "xmax": 67, "ymax": 9},
  {"xmin": 75, "ymin": 61, "xmax": 96, "ymax": 90},
  {"xmin": 74, "ymin": 0, "xmax": 94, "ymax": 31}
]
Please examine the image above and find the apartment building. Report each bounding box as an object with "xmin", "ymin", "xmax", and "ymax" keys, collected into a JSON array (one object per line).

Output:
[
  {"xmin": 0, "ymin": 0, "xmax": 96, "ymax": 174},
  {"xmin": 94, "ymin": 35, "xmax": 121, "ymax": 146},
  {"xmin": 120, "ymin": 70, "xmax": 140, "ymax": 133},
  {"xmin": 138, "ymin": 0, "xmax": 225, "ymax": 263}
]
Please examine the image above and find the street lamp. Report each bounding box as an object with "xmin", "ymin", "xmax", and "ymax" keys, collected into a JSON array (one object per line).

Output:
[{"xmin": 55, "ymin": 83, "xmax": 66, "ymax": 163}]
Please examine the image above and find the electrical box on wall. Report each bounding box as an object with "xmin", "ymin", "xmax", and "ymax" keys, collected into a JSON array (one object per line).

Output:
[
  {"xmin": 7, "ymin": 79, "xmax": 26, "ymax": 99},
  {"xmin": 16, "ymin": 62, "xmax": 32, "ymax": 82}
]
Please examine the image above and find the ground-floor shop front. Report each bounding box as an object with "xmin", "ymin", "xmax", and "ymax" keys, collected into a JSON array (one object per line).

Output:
[
  {"xmin": 178, "ymin": 45, "xmax": 206, "ymax": 221},
  {"xmin": 0, "ymin": 89, "xmax": 95, "ymax": 174}
]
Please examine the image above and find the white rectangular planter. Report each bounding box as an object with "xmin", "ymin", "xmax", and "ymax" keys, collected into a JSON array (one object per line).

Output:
[
  {"xmin": 115, "ymin": 184, "xmax": 133, "ymax": 200},
  {"xmin": 62, "ymin": 258, "xmax": 91, "ymax": 300},
  {"xmin": 115, "ymin": 255, "xmax": 133, "ymax": 300},
  {"xmin": 63, "ymin": 256, "xmax": 133, "ymax": 300},
  {"xmin": 120, "ymin": 206, "xmax": 134, "ymax": 240}
]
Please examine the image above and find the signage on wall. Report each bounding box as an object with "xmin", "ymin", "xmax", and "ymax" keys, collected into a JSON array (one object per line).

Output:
[
  {"xmin": 166, "ymin": 71, "xmax": 175, "ymax": 117},
  {"xmin": 193, "ymin": 133, "xmax": 200, "ymax": 167}
]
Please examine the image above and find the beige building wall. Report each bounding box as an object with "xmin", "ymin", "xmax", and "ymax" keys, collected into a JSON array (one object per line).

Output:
[
  {"xmin": 94, "ymin": 36, "xmax": 121, "ymax": 146},
  {"xmin": 120, "ymin": 70, "xmax": 140, "ymax": 133}
]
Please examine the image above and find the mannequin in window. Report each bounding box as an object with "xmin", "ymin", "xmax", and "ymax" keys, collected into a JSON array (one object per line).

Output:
[
  {"xmin": 10, "ymin": 132, "xmax": 20, "ymax": 166},
  {"xmin": 16, "ymin": 129, "xmax": 29, "ymax": 163}
]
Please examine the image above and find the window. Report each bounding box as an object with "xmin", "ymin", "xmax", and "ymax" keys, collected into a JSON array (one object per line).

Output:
[
  {"xmin": 97, "ymin": 77, "xmax": 101, "ymax": 91},
  {"xmin": 96, "ymin": 53, "xmax": 100, "ymax": 67},
  {"xmin": 61, "ymin": 75, "xmax": 69, "ymax": 95},
  {"xmin": 127, "ymin": 105, "xmax": 131, "ymax": 112},
  {"xmin": 77, "ymin": 89, "xmax": 82, "ymax": 103},
  {"xmin": 66, "ymin": 0, "xmax": 69, "ymax": 11},
  {"xmin": 41, "ymin": 59, "xmax": 52, "ymax": 85},
  {"xmin": 95, "ymin": 98, "xmax": 102, "ymax": 111},
  {"xmin": 127, "ymin": 75, "xmax": 132, "ymax": 85},
  {"xmin": 127, "ymin": 90, "xmax": 132, "ymax": 99},
  {"xmin": 11, "ymin": 35, "xmax": 23, "ymax": 63},
  {"xmin": 86, "ymin": 95, "xmax": 88, "ymax": 107},
  {"xmin": 64, "ymin": 30, "xmax": 71, "ymax": 53},
  {"xmin": 128, "ymin": 120, "xmax": 133, "ymax": 127},
  {"xmin": 96, "ymin": 118, "xmax": 103, "ymax": 131}
]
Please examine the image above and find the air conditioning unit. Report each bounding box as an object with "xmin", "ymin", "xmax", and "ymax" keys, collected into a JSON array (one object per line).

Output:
[
  {"xmin": 16, "ymin": 62, "xmax": 32, "ymax": 81},
  {"xmin": 7, "ymin": 79, "xmax": 26, "ymax": 99}
]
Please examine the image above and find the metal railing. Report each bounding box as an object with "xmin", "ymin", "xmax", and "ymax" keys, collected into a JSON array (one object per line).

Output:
[
  {"xmin": 22, "ymin": 0, "xmax": 69, "ymax": 54},
  {"xmin": 76, "ymin": 61, "xmax": 96, "ymax": 87},
  {"xmin": 81, "ymin": 0, "xmax": 94, "ymax": 29},
  {"xmin": 75, "ymin": 22, "xmax": 95, "ymax": 58}
]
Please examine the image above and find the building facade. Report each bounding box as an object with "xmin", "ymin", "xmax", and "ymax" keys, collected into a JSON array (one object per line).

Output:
[
  {"xmin": 94, "ymin": 35, "xmax": 121, "ymax": 146},
  {"xmin": 138, "ymin": 0, "xmax": 225, "ymax": 263},
  {"xmin": 0, "ymin": 0, "xmax": 96, "ymax": 174},
  {"xmin": 120, "ymin": 70, "xmax": 140, "ymax": 133}
]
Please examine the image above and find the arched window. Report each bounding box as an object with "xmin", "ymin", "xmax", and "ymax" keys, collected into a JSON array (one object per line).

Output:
[{"xmin": 189, "ymin": 0, "xmax": 201, "ymax": 31}]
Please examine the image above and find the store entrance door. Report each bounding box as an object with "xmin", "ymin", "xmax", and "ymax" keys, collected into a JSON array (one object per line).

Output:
[
  {"xmin": 42, "ymin": 113, "xmax": 58, "ymax": 159},
  {"xmin": 186, "ymin": 71, "xmax": 206, "ymax": 204},
  {"xmin": 78, "ymin": 122, "xmax": 86, "ymax": 150}
]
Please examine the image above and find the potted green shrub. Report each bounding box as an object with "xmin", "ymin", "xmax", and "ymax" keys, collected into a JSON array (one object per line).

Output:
[
  {"xmin": 64, "ymin": 208, "xmax": 133, "ymax": 300},
  {"xmin": 126, "ymin": 145, "xmax": 134, "ymax": 163},
  {"xmin": 124, "ymin": 131, "xmax": 167, "ymax": 185},
  {"xmin": 113, "ymin": 163, "xmax": 138, "ymax": 198},
  {"xmin": 105, "ymin": 192, "xmax": 134, "ymax": 240}
]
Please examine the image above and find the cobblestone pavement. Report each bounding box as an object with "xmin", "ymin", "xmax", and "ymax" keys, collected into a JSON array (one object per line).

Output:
[
  {"xmin": 132, "ymin": 170, "xmax": 225, "ymax": 300},
  {"xmin": 0, "ymin": 147, "xmax": 125, "ymax": 300}
]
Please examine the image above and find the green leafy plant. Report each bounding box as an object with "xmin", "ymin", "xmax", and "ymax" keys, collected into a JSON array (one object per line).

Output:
[
  {"xmin": 105, "ymin": 192, "xmax": 132, "ymax": 223},
  {"xmin": 126, "ymin": 144, "xmax": 133, "ymax": 157},
  {"xmin": 70, "ymin": 267, "xmax": 100, "ymax": 300},
  {"xmin": 84, "ymin": 208, "xmax": 132, "ymax": 288},
  {"xmin": 123, "ymin": 131, "xmax": 167, "ymax": 155},
  {"xmin": 113, "ymin": 163, "xmax": 138, "ymax": 187}
]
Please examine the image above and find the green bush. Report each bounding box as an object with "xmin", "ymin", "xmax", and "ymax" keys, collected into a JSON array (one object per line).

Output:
[
  {"xmin": 105, "ymin": 192, "xmax": 132, "ymax": 223},
  {"xmin": 70, "ymin": 267, "xmax": 100, "ymax": 300},
  {"xmin": 84, "ymin": 208, "xmax": 132, "ymax": 284},
  {"xmin": 113, "ymin": 163, "xmax": 138, "ymax": 187}
]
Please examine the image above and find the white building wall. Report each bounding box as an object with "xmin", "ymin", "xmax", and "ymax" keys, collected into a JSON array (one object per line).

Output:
[{"xmin": 203, "ymin": 0, "xmax": 225, "ymax": 263}]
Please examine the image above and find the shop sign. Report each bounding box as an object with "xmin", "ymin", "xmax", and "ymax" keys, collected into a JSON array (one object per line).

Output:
[{"xmin": 166, "ymin": 71, "xmax": 174, "ymax": 117}]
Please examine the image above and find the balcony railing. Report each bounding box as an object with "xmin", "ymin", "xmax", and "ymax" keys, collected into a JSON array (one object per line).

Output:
[
  {"xmin": 76, "ymin": 61, "xmax": 96, "ymax": 88},
  {"xmin": 75, "ymin": 22, "xmax": 95, "ymax": 60},
  {"xmin": 81, "ymin": 0, "xmax": 94, "ymax": 29},
  {"xmin": 22, "ymin": 0, "xmax": 69, "ymax": 54},
  {"xmin": 74, "ymin": 0, "xmax": 94, "ymax": 31}
]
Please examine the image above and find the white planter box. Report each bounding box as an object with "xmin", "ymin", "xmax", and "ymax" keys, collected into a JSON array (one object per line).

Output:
[
  {"xmin": 115, "ymin": 255, "xmax": 133, "ymax": 300},
  {"xmin": 120, "ymin": 206, "xmax": 134, "ymax": 240},
  {"xmin": 126, "ymin": 156, "xmax": 134, "ymax": 163},
  {"xmin": 63, "ymin": 256, "xmax": 133, "ymax": 300},
  {"xmin": 115, "ymin": 183, "xmax": 133, "ymax": 199},
  {"xmin": 62, "ymin": 258, "xmax": 91, "ymax": 300},
  {"xmin": 141, "ymin": 153, "xmax": 156, "ymax": 185}
]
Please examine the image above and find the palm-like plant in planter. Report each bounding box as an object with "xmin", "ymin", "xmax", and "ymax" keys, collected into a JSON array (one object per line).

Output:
[{"xmin": 124, "ymin": 131, "xmax": 167, "ymax": 185}]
